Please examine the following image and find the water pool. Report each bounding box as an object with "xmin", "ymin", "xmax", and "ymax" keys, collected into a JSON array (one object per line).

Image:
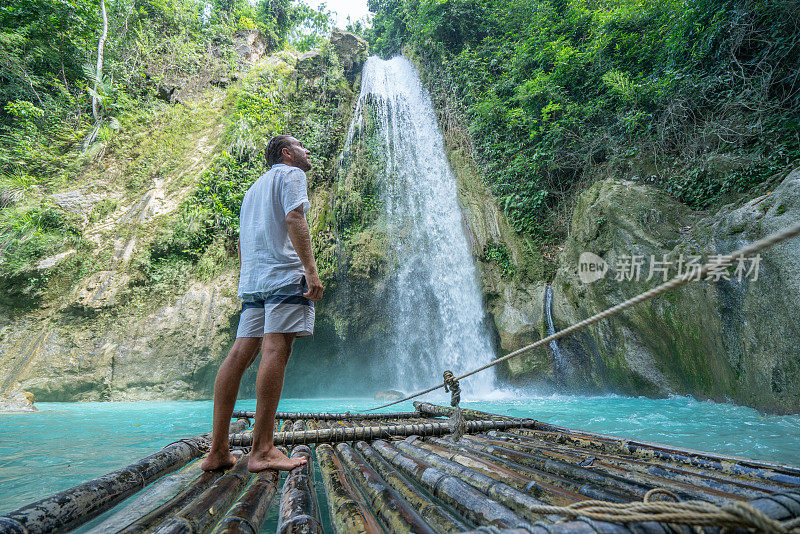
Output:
[{"xmin": 1, "ymin": 394, "xmax": 799, "ymax": 515}]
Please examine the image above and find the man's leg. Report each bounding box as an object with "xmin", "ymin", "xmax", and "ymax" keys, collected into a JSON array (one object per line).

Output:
[
  {"xmin": 202, "ymin": 336, "xmax": 262, "ymax": 471},
  {"xmin": 248, "ymin": 332, "xmax": 306, "ymax": 472}
]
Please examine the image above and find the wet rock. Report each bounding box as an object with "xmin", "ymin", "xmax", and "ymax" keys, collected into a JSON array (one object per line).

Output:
[
  {"xmin": 35, "ymin": 250, "xmax": 76, "ymax": 270},
  {"xmin": 74, "ymin": 270, "xmax": 130, "ymax": 309},
  {"xmin": 53, "ymin": 189, "xmax": 104, "ymax": 215},
  {"xmin": 526, "ymin": 170, "xmax": 800, "ymax": 412},
  {"xmin": 330, "ymin": 29, "xmax": 368, "ymax": 81},
  {"xmin": 0, "ymin": 391, "xmax": 38, "ymax": 412},
  {"xmin": 2, "ymin": 275, "xmax": 240, "ymax": 402},
  {"xmin": 374, "ymin": 389, "xmax": 404, "ymax": 401}
]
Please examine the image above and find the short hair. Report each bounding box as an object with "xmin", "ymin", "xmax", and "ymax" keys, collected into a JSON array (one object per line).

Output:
[{"xmin": 265, "ymin": 135, "xmax": 294, "ymax": 166}]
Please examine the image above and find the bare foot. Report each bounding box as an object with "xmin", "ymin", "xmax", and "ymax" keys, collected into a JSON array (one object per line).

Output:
[
  {"xmin": 201, "ymin": 449, "xmax": 238, "ymax": 471},
  {"xmin": 248, "ymin": 446, "xmax": 307, "ymax": 472}
]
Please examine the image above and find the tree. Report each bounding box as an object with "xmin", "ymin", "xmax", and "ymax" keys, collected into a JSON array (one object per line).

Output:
[{"xmin": 92, "ymin": 0, "xmax": 108, "ymax": 121}]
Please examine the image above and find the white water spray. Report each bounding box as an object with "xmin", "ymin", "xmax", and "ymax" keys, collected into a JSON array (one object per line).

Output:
[
  {"xmin": 544, "ymin": 284, "xmax": 572, "ymax": 379},
  {"xmin": 341, "ymin": 56, "xmax": 496, "ymax": 397}
]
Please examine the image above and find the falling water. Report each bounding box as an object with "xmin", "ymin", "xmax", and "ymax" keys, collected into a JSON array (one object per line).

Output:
[
  {"xmin": 340, "ymin": 56, "xmax": 496, "ymax": 397},
  {"xmin": 544, "ymin": 284, "xmax": 571, "ymax": 378}
]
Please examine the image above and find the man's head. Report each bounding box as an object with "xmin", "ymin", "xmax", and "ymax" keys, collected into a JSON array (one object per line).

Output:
[{"xmin": 265, "ymin": 135, "xmax": 312, "ymax": 172}]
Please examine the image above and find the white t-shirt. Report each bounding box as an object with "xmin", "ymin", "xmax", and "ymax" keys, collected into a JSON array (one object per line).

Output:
[{"xmin": 237, "ymin": 164, "xmax": 310, "ymax": 299}]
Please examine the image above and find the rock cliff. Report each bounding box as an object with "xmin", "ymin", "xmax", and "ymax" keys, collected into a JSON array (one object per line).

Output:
[
  {"xmin": 0, "ymin": 33, "xmax": 366, "ymax": 403},
  {"xmin": 2, "ymin": 33, "xmax": 798, "ymax": 412},
  {"xmin": 500, "ymin": 171, "xmax": 800, "ymax": 413}
]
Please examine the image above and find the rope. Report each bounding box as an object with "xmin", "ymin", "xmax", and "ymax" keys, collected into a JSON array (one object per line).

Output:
[
  {"xmin": 443, "ymin": 370, "xmax": 466, "ymax": 440},
  {"xmin": 365, "ymin": 220, "xmax": 800, "ymax": 411},
  {"xmin": 523, "ymin": 490, "xmax": 800, "ymax": 532}
]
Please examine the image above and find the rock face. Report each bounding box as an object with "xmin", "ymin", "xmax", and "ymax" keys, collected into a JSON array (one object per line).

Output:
[
  {"xmin": 297, "ymin": 30, "xmax": 367, "ymax": 87},
  {"xmin": 504, "ymin": 171, "xmax": 800, "ymax": 412},
  {"xmin": 0, "ymin": 276, "xmax": 240, "ymax": 401},
  {"xmin": 330, "ymin": 29, "xmax": 368, "ymax": 81},
  {"xmin": 153, "ymin": 30, "xmax": 271, "ymax": 104},
  {"xmin": 374, "ymin": 389, "xmax": 404, "ymax": 400},
  {"xmin": 233, "ymin": 29, "xmax": 270, "ymax": 63},
  {"xmin": 0, "ymin": 42, "xmax": 363, "ymax": 403},
  {"xmin": 296, "ymin": 50, "xmax": 327, "ymax": 81}
]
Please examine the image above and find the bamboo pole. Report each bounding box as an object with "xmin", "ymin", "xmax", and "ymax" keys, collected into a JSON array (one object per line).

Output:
[
  {"xmin": 419, "ymin": 438, "xmax": 583, "ymax": 506},
  {"xmin": 355, "ymin": 441, "xmax": 468, "ymax": 534},
  {"xmin": 84, "ymin": 460, "xmax": 206, "ymax": 534},
  {"xmin": 229, "ymin": 419, "xmax": 536, "ymax": 447},
  {"xmin": 394, "ymin": 439, "xmax": 562, "ymax": 524},
  {"xmin": 457, "ymin": 524, "xmax": 673, "ymax": 534},
  {"xmin": 372, "ymin": 439, "xmax": 530, "ymax": 529},
  {"xmin": 0, "ymin": 418, "xmax": 251, "ymax": 534},
  {"xmin": 234, "ymin": 411, "xmax": 423, "ymax": 420},
  {"xmin": 151, "ymin": 454, "xmax": 252, "ymax": 534},
  {"xmin": 118, "ymin": 469, "xmax": 226, "ymax": 533},
  {"xmin": 418, "ymin": 402, "xmax": 800, "ymax": 486},
  {"xmin": 208, "ymin": 469, "xmax": 280, "ymax": 534},
  {"xmin": 277, "ymin": 444, "xmax": 323, "ymax": 534},
  {"xmin": 488, "ymin": 430, "xmax": 780, "ymax": 498},
  {"xmin": 435, "ymin": 436, "xmax": 627, "ymax": 502},
  {"xmin": 483, "ymin": 432, "xmax": 749, "ymax": 503},
  {"xmin": 471, "ymin": 434, "xmax": 712, "ymax": 502},
  {"xmin": 414, "ymin": 402, "xmax": 518, "ymax": 422},
  {"xmin": 462, "ymin": 435, "xmax": 658, "ymax": 500},
  {"xmin": 337, "ymin": 442, "xmax": 436, "ymax": 533},
  {"xmin": 315, "ymin": 443, "xmax": 382, "ymax": 534},
  {"xmin": 510, "ymin": 426, "xmax": 800, "ymax": 486}
]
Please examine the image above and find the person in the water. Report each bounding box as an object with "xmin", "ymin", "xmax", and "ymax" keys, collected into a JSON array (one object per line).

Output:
[{"xmin": 202, "ymin": 135, "xmax": 323, "ymax": 472}]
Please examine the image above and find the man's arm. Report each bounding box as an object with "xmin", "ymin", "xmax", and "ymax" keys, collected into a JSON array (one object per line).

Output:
[{"xmin": 286, "ymin": 205, "xmax": 323, "ymax": 301}]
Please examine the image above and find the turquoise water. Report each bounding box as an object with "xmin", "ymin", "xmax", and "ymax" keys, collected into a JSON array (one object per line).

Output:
[{"xmin": 1, "ymin": 394, "xmax": 799, "ymax": 516}]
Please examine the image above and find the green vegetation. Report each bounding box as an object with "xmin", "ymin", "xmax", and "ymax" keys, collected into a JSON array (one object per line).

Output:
[
  {"xmin": 0, "ymin": 0, "xmax": 339, "ymax": 305},
  {"xmin": 482, "ymin": 241, "xmax": 516, "ymax": 279},
  {"xmin": 368, "ymin": 0, "xmax": 800, "ymax": 239},
  {"xmin": 0, "ymin": 203, "xmax": 82, "ymax": 300},
  {"xmin": 134, "ymin": 41, "xmax": 353, "ymax": 300}
]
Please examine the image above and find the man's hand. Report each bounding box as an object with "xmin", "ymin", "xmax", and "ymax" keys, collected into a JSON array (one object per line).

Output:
[
  {"xmin": 286, "ymin": 205, "xmax": 323, "ymax": 302},
  {"xmin": 304, "ymin": 272, "xmax": 323, "ymax": 301}
]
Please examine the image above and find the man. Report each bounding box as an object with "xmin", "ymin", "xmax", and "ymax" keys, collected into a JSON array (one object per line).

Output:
[{"xmin": 202, "ymin": 135, "xmax": 323, "ymax": 472}]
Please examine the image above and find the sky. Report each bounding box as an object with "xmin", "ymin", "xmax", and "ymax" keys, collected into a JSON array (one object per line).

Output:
[{"xmin": 304, "ymin": 0, "xmax": 372, "ymax": 30}]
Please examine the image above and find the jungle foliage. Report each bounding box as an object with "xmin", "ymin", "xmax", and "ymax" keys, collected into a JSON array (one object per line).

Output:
[
  {"xmin": 0, "ymin": 0, "xmax": 335, "ymax": 299},
  {"xmin": 139, "ymin": 42, "xmax": 352, "ymax": 296},
  {"xmin": 368, "ymin": 0, "xmax": 800, "ymax": 237}
]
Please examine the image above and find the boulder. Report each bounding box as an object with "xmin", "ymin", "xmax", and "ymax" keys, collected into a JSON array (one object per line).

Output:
[
  {"xmin": 233, "ymin": 29, "xmax": 271, "ymax": 63},
  {"xmin": 374, "ymin": 389, "xmax": 404, "ymax": 401},
  {"xmin": 156, "ymin": 78, "xmax": 186, "ymax": 103},
  {"xmin": 35, "ymin": 249, "xmax": 76, "ymax": 270},
  {"xmin": 0, "ymin": 390, "xmax": 38, "ymax": 412},
  {"xmin": 53, "ymin": 189, "xmax": 103, "ymax": 216},
  {"xmin": 296, "ymin": 49, "xmax": 326, "ymax": 80},
  {"xmin": 330, "ymin": 29, "xmax": 368, "ymax": 81}
]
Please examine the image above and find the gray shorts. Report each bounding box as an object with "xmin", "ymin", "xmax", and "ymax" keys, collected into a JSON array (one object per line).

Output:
[{"xmin": 236, "ymin": 277, "xmax": 315, "ymax": 338}]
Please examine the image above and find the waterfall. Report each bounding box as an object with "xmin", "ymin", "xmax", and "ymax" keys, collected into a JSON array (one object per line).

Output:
[
  {"xmin": 338, "ymin": 56, "xmax": 496, "ymax": 397},
  {"xmin": 544, "ymin": 284, "xmax": 571, "ymax": 379}
]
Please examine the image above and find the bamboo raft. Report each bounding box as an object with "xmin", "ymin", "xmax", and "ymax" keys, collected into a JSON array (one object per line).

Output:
[{"xmin": 2, "ymin": 402, "xmax": 799, "ymax": 533}]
